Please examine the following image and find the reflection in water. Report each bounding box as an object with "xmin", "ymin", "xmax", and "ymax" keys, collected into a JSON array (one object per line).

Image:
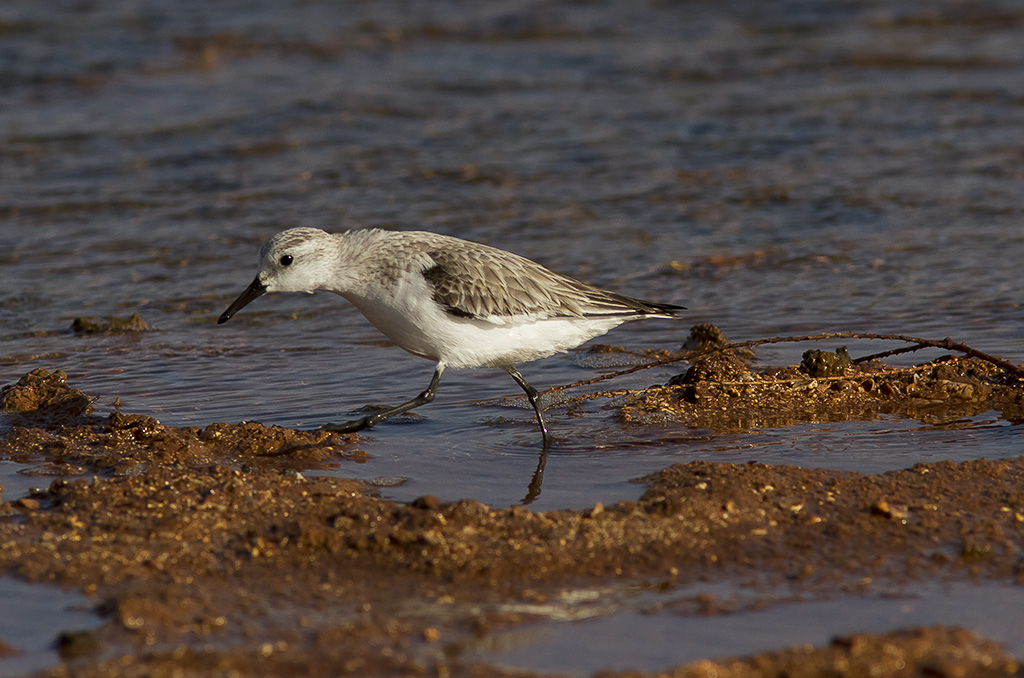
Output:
[{"xmin": 522, "ymin": 446, "xmax": 549, "ymax": 505}]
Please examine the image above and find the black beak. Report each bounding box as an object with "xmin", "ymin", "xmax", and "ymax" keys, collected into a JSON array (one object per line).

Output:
[{"xmin": 218, "ymin": 277, "xmax": 267, "ymax": 324}]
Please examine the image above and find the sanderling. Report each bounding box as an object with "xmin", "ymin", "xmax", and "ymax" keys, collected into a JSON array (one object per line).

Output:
[{"xmin": 219, "ymin": 227, "xmax": 684, "ymax": 446}]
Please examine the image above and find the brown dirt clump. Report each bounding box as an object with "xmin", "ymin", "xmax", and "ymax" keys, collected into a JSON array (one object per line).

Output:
[
  {"xmin": 0, "ymin": 369, "xmax": 363, "ymax": 478},
  {"xmin": 70, "ymin": 313, "xmax": 152, "ymax": 334},
  {"xmin": 622, "ymin": 334, "xmax": 1024, "ymax": 431},
  {"xmin": 2, "ymin": 369, "xmax": 1024, "ymax": 677},
  {"xmin": 0, "ymin": 369, "xmax": 93, "ymax": 425}
]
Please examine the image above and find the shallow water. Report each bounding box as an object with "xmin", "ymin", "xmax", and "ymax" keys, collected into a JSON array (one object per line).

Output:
[
  {"xmin": 463, "ymin": 581, "xmax": 1024, "ymax": 676},
  {"xmin": 2, "ymin": 0, "xmax": 1023, "ymax": 671},
  {"xmin": 0, "ymin": 578, "xmax": 100, "ymax": 678}
]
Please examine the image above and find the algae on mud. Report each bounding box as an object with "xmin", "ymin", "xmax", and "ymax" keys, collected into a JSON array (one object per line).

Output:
[{"xmin": 1, "ymin": 366, "xmax": 1024, "ymax": 676}]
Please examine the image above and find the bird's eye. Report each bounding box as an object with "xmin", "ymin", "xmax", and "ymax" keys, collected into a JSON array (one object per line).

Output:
[{"xmin": 280, "ymin": 254, "xmax": 294, "ymax": 267}]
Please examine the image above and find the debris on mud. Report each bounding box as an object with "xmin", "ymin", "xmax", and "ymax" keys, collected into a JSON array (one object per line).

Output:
[
  {"xmin": 680, "ymin": 322, "xmax": 734, "ymax": 354},
  {"xmin": 623, "ymin": 325, "xmax": 1024, "ymax": 432},
  {"xmin": 799, "ymin": 346, "xmax": 854, "ymax": 378}
]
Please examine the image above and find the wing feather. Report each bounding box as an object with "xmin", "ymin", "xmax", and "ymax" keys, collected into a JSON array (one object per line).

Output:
[{"xmin": 418, "ymin": 238, "xmax": 682, "ymax": 322}]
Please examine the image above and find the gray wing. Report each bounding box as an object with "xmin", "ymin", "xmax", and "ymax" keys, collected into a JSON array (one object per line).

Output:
[{"xmin": 421, "ymin": 241, "xmax": 681, "ymax": 321}]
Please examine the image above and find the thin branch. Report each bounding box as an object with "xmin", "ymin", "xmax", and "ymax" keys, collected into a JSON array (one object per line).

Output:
[{"xmin": 852, "ymin": 343, "xmax": 930, "ymax": 363}]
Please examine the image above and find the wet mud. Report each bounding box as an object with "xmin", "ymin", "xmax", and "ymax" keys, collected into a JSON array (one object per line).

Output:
[
  {"xmin": 621, "ymin": 325, "xmax": 1024, "ymax": 433},
  {"xmin": 2, "ymin": 368, "xmax": 1024, "ymax": 676},
  {"xmin": 69, "ymin": 314, "xmax": 152, "ymax": 335}
]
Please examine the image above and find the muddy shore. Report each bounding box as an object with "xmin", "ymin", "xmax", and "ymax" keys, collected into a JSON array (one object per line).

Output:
[{"xmin": 1, "ymin": 361, "xmax": 1023, "ymax": 676}]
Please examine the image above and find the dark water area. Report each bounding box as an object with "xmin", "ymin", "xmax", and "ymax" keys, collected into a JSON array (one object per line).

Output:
[{"xmin": 2, "ymin": 0, "xmax": 1023, "ymax": 674}]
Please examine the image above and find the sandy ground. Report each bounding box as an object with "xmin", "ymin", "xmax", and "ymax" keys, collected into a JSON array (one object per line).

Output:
[{"xmin": 1, "ymin": 348, "xmax": 1023, "ymax": 676}]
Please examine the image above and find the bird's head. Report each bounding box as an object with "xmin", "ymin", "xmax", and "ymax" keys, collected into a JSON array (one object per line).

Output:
[{"xmin": 218, "ymin": 227, "xmax": 337, "ymax": 324}]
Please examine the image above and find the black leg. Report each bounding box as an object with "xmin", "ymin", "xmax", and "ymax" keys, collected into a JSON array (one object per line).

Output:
[
  {"xmin": 503, "ymin": 365, "xmax": 552, "ymax": 449},
  {"xmin": 322, "ymin": 364, "xmax": 445, "ymax": 433},
  {"xmin": 504, "ymin": 366, "xmax": 550, "ymax": 503}
]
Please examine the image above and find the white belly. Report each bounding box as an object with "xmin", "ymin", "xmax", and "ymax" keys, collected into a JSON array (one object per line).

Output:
[{"xmin": 340, "ymin": 284, "xmax": 627, "ymax": 369}]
